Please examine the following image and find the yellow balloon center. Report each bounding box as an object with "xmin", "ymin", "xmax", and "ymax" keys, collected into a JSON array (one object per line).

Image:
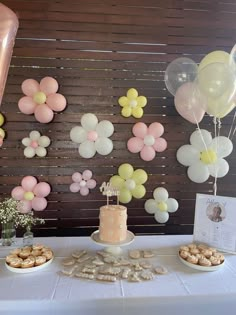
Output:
[
  {"xmin": 157, "ymin": 201, "xmax": 168, "ymax": 212},
  {"xmin": 24, "ymin": 191, "xmax": 34, "ymax": 201},
  {"xmin": 33, "ymin": 91, "xmax": 47, "ymax": 104},
  {"xmin": 200, "ymin": 149, "xmax": 217, "ymax": 164},
  {"xmin": 0, "ymin": 113, "xmax": 4, "ymax": 126}
]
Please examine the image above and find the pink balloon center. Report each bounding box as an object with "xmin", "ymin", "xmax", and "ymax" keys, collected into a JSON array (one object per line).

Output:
[
  {"xmin": 30, "ymin": 140, "xmax": 38, "ymax": 148},
  {"xmin": 87, "ymin": 130, "xmax": 98, "ymax": 142}
]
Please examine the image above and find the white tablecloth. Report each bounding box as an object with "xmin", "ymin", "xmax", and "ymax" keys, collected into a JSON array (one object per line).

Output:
[{"xmin": 0, "ymin": 235, "xmax": 236, "ymax": 314}]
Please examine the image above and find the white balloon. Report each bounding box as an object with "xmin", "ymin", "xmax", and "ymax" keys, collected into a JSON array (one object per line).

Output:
[
  {"xmin": 70, "ymin": 126, "xmax": 87, "ymax": 143},
  {"xmin": 81, "ymin": 113, "xmax": 98, "ymax": 131},
  {"xmin": 36, "ymin": 147, "xmax": 47, "ymax": 157},
  {"xmin": 190, "ymin": 129, "xmax": 212, "ymax": 151},
  {"xmin": 24, "ymin": 147, "xmax": 35, "ymax": 158},
  {"xmin": 125, "ymin": 179, "xmax": 136, "ymax": 190},
  {"xmin": 96, "ymin": 120, "xmax": 114, "ymax": 138},
  {"xmin": 208, "ymin": 159, "xmax": 229, "ymax": 178},
  {"xmin": 79, "ymin": 140, "xmax": 96, "ymax": 158},
  {"xmin": 144, "ymin": 199, "xmax": 157, "ymax": 214},
  {"xmin": 154, "ymin": 211, "xmax": 169, "ymax": 223},
  {"xmin": 22, "ymin": 137, "xmax": 31, "ymax": 146},
  {"xmin": 29, "ymin": 130, "xmax": 41, "ymax": 140},
  {"xmin": 187, "ymin": 162, "xmax": 209, "ymax": 183},
  {"xmin": 176, "ymin": 145, "xmax": 199, "ymax": 166},
  {"xmin": 211, "ymin": 136, "xmax": 233, "ymax": 158},
  {"xmin": 38, "ymin": 136, "xmax": 50, "ymax": 147},
  {"xmin": 166, "ymin": 198, "xmax": 179, "ymax": 213},
  {"xmin": 153, "ymin": 187, "xmax": 168, "ymax": 202},
  {"xmin": 95, "ymin": 137, "xmax": 113, "ymax": 155}
]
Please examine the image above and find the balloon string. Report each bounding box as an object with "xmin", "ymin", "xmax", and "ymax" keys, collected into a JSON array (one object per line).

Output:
[
  {"xmin": 192, "ymin": 111, "xmax": 209, "ymax": 152},
  {"xmin": 213, "ymin": 118, "xmax": 221, "ymax": 196}
]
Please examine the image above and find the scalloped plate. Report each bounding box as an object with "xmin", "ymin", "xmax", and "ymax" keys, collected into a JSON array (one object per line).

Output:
[
  {"xmin": 5, "ymin": 257, "xmax": 54, "ymax": 273},
  {"xmin": 178, "ymin": 253, "xmax": 224, "ymax": 272}
]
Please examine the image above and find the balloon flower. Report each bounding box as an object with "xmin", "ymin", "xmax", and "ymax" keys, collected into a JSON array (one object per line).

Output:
[
  {"xmin": 11, "ymin": 176, "xmax": 51, "ymax": 213},
  {"xmin": 22, "ymin": 131, "xmax": 51, "ymax": 158},
  {"xmin": 127, "ymin": 122, "xmax": 167, "ymax": 161},
  {"xmin": 109, "ymin": 163, "xmax": 148, "ymax": 204},
  {"xmin": 70, "ymin": 113, "xmax": 114, "ymax": 158},
  {"xmin": 70, "ymin": 170, "xmax": 96, "ymax": 196},
  {"xmin": 18, "ymin": 77, "xmax": 67, "ymax": 123},
  {"xmin": 177, "ymin": 129, "xmax": 233, "ymax": 183},
  {"xmin": 145, "ymin": 187, "xmax": 179, "ymax": 223},
  {"xmin": 0, "ymin": 113, "xmax": 6, "ymax": 147},
  {"xmin": 118, "ymin": 88, "xmax": 147, "ymax": 118}
]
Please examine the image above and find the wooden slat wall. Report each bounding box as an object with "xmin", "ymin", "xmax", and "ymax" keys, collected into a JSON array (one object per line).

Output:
[{"xmin": 0, "ymin": 0, "xmax": 236, "ymax": 236}]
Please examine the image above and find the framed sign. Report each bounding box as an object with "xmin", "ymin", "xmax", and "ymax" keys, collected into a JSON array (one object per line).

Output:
[{"xmin": 193, "ymin": 193, "xmax": 236, "ymax": 253}]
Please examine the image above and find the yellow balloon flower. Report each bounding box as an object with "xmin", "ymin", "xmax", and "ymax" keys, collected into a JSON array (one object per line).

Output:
[
  {"xmin": 118, "ymin": 163, "xmax": 134, "ymax": 180},
  {"xmin": 118, "ymin": 88, "xmax": 147, "ymax": 118}
]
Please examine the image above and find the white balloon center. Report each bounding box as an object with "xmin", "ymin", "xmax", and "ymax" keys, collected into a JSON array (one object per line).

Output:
[
  {"xmin": 80, "ymin": 180, "xmax": 87, "ymax": 187},
  {"xmin": 144, "ymin": 135, "xmax": 155, "ymax": 146},
  {"xmin": 125, "ymin": 179, "xmax": 136, "ymax": 190},
  {"xmin": 129, "ymin": 100, "xmax": 137, "ymax": 108}
]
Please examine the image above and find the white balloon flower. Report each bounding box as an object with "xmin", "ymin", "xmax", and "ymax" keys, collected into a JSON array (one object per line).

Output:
[
  {"xmin": 177, "ymin": 129, "xmax": 233, "ymax": 183},
  {"xmin": 144, "ymin": 187, "xmax": 179, "ymax": 223},
  {"xmin": 70, "ymin": 113, "xmax": 114, "ymax": 158},
  {"xmin": 22, "ymin": 130, "xmax": 51, "ymax": 158}
]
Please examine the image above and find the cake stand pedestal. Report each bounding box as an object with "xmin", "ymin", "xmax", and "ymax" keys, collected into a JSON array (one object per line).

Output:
[{"xmin": 91, "ymin": 230, "xmax": 135, "ymax": 255}]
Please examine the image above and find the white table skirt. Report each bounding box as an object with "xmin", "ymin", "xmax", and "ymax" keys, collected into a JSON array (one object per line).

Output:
[{"xmin": 0, "ymin": 235, "xmax": 236, "ymax": 314}]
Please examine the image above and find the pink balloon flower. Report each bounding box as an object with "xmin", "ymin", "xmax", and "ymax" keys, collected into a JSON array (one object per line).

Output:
[
  {"xmin": 70, "ymin": 170, "xmax": 96, "ymax": 196},
  {"xmin": 11, "ymin": 176, "xmax": 51, "ymax": 213},
  {"xmin": 127, "ymin": 122, "xmax": 167, "ymax": 161},
  {"xmin": 18, "ymin": 77, "xmax": 67, "ymax": 123}
]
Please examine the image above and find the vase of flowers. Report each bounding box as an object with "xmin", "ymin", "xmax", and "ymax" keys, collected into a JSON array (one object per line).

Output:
[{"xmin": 21, "ymin": 212, "xmax": 45, "ymax": 246}]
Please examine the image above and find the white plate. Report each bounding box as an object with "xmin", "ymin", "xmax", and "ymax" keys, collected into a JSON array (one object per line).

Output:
[
  {"xmin": 5, "ymin": 257, "xmax": 54, "ymax": 273},
  {"xmin": 178, "ymin": 253, "xmax": 224, "ymax": 272},
  {"xmin": 91, "ymin": 230, "xmax": 135, "ymax": 247}
]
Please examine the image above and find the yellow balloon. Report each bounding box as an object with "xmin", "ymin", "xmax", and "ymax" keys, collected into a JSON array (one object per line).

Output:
[
  {"xmin": 127, "ymin": 88, "xmax": 138, "ymax": 99},
  {"xmin": 110, "ymin": 175, "xmax": 124, "ymax": 190},
  {"xmin": 118, "ymin": 96, "xmax": 128, "ymax": 107},
  {"xmin": 132, "ymin": 185, "xmax": 146, "ymax": 199},
  {"xmin": 137, "ymin": 96, "xmax": 147, "ymax": 107},
  {"xmin": 24, "ymin": 191, "xmax": 34, "ymax": 201},
  {"xmin": 119, "ymin": 188, "xmax": 132, "ymax": 203},
  {"xmin": 157, "ymin": 201, "xmax": 168, "ymax": 212},
  {"xmin": 0, "ymin": 113, "xmax": 5, "ymax": 126},
  {"xmin": 121, "ymin": 106, "xmax": 132, "ymax": 117},
  {"xmin": 132, "ymin": 169, "xmax": 148, "ymax": 185},
  {"xmin": 200, "ymin": 149, "xmax": 217, "ymax": 164},
  {"xmin": 0, "ymin": 128, "xmax": 5, "ymax": 139},
  {"xmin": 132, "ymin": 107, "xmax": 143, "ymax": 118},
  {"xmin": 33, "ymin": 91, "xmax": 47, "ymax": 104},
  {"xmin": 198, "ymin": 51, "xmax": 230, "ymax": 72},
  {"xmin": 118, "ymin": 163, "xmax": 134, "ymax": 180}
]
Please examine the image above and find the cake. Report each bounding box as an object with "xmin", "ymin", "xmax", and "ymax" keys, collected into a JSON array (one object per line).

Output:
[{"xmin": 99, "ymin": 204, "xmax": 128, "ymax": 243}]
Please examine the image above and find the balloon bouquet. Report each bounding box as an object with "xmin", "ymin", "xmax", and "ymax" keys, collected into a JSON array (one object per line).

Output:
[{"xmin": 165, "ymin": 47, "xmax": 236, "ymax": 192}]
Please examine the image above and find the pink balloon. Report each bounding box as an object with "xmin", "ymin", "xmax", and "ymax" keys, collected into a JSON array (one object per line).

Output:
[
  {"xmin": 174, "ymin": 82, "xmax": 206, "ymax": 124},
  {"xmin": 40, "ymin": 77, "xmax": 58, "ymax": 95},
  {"xmin": 46, "ymin": 93, "xmax": 67, "ymax": 111},
  {"xmin": 132, "ymin": 122, "xmax": 148, "ymax": 138},
  {"xmin": 34, "ymin": 104, "xmax": 54, "ymax": 123},
  {"xmin": 148, "ymin": 122, "xmax": 164, "ymax": 138},
  {"xmin": 153, "ymin": 138, "xmax": 167, "ymax": 152},
  {"xmin": 11, "ymin": 186, "xmax": 25, "ymax": 200},
  {"xmin": 21, "ymin": 79, "xmax": 39, "ymax": 96},
  {"xmin": 0, "ymin": 3, "xmax": 19, "ymax": 106},
  {"xmin": 70, "ymin": 182, "xmax": 80, "ymax": 193},
  {"xmin": 87, "ymin": 130, "xmax": 98, "ymax": 142},
  {"xmin": 33, "ymin": 182, "xmax": 51, "ymax": 197},
  {"xmin": 140, "ymin": 146, "xmax": 156, "ymax": 161},
  {"xmin": 32, "ymin": 197, "xmax": 47, "ymax": 211},
  {"xmin": 18, "ymin": 200, "xmax": 32, "ymax": 213},
  {"xmin": 127, "ymin": 137, "xmax": 144, "ymax": 153},
  {"xmin": 87, "ymin": 179, "xmax": 96, "ymax": 189},
  {"xmin": 82, "ymin": 170, "xmax": 92, "ymax": 180},
  {"xmin": 21, "ymin": 176, "xmax": 37, "ymax": 191},
  {"xmin": 80, "ymin": 187, "xmax": 89, "ymax": 196},
  {"xmin": 18, "ymin": 96, "xmax": 37, "ymax": 114},
  {"xmin": 72, "ymin": 172, "xmax": 82, "ymax": 182}
]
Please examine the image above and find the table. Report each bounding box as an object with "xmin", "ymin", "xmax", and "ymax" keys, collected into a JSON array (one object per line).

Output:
[{"xmin": 0, "ymin": 235, "xmax": 236, "ymax": 314}]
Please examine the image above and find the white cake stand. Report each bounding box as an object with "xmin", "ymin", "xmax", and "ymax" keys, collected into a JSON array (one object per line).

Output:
[{"xmin": 91, "ymin": 230, "xmax": 135, "ymax": 255}]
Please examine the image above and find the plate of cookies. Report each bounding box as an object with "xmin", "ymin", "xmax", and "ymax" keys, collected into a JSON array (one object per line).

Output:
[
  {"xmin": 5, "ymin": 244, "xmax": 54, "ymax": 273},
  {"xmin": 178, "ymin": 243, "xmax": 225, "ymax": 271}
]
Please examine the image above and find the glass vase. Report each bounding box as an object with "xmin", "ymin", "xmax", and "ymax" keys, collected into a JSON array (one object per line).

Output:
[
  {"xmin": 23, "ymin": 226, "xmax": 34, "ymax": 246},
  {"xmin": 1, "ymin": 221, "xmax": 16, "ymax": 246}
]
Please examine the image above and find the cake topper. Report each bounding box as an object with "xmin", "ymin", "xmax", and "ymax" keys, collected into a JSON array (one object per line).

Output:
[{"xmin": 100, "ymin": 182, "xmax": 120, "ymax": 205}]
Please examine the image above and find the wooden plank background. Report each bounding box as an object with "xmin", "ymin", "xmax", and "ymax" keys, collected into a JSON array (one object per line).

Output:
[{"xmin": 0, "ymin": 0, "xmax": 236, "ymax": 237}]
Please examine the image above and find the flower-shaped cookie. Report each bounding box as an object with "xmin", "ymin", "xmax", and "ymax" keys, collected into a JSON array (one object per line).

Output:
[
  {"xmin": 70, "ymin": 113, "xmax": 114, "ymax": 158},
  {"xmin": 11, "ymin": 176, "xmax": 51, "ymax": 213},
  {"xmin": 118, "ymin": 88, "xmax": 147, "ymax": 118},
  {"xmin": 145, "ymin": 187, "xmax": 179, "ymax": 223},
  {"xmin": 70, "ymin": 170, "xmax": 97, "ymax": 196},
  {"xmin": 22, "ymin": 131, "xmax": 51, "ymax": 158},
  {"xmin": 109, "ymin": 163, "xmax": 148, "ymax": 204},
  {"xmin": 127, "ymin": 122, "xmax": 167, "ymax": 161},
  {"xmin": 18, "ymin": 77, "xmax": 67, "ymax": 123},
  {"xmin": 177, "ymin": 129, "xmax": 233, "ymax": 183},
  {"xmin": 0, "ymin": 113, "xmax": 5, "ymax": 147}
]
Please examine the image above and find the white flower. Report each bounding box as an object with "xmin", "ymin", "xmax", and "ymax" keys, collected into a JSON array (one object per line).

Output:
[
  {"xmin": 22, "ymin": 131, "xmax": 50, "ymax": 158},
  {"xmin": 70, "ymin": 113, "xmax": 114, "ymax": 158},
  {"xmin": 177, "ymin": 129, "xmax": 233, "ymax": 183}
]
